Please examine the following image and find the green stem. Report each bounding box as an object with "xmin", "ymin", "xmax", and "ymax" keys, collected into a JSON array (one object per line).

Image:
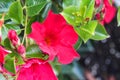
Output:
[{"xmin": 22, "ymin": 6, "xmax": 28, "ymax": 47}]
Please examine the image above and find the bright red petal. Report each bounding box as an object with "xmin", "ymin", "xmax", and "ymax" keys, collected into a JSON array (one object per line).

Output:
[
  {"xmin": 103, "ymin": 0, "xmax": 116, "ymax": 23},
  {"xmin": 56, "ymin": 45, "xmax": 80, "ymax": 64},
  {"xmin": 104, "ymin": 6, "xmax": 116, "ymax": 23},
  {"xmin": 44, "ymin": 10, "xmax": 66, "ymax": 33},
  {"xmin": 17, "ymin": 59, "xmax": 58, "ymax": 80},
  {"xmin": 58, "ymin": 25, "xmax": 78, "ymax": 46},
  {"xmin": 0, "ymin": 52, "xmax": 4, "ymax": 63},
  {"xmin": 0, "ymin": 46, "xmax": 10, "ymax": 63},
  {"xmin": 28, "ymin": 22, "xmax": 46, "ymax": 43}
]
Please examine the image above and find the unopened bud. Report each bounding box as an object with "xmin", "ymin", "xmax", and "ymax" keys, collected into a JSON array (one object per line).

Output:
[
  {"xmin": 0, "ymin": 13, "xmax": 5, "ymax": 29},
  {"xmin": 17, "ymin": 45, "xmax": 26, "ymax": 57},
  {"xmin": 8, "ymin": 30, "xmax": 20, "ymax": 46},
  {"xmin": 95, "ymin": 0, "xmax": 101, "ymax": 7}
]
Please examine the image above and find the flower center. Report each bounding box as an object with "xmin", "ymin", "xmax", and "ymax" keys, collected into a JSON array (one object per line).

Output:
[
  {"xmin": 44, "ymin": 37, "xmax": 51, "ymax": 45},
  {"xmin": 44, "ymin": 33, "xmax": 57, "ymax": 46}
]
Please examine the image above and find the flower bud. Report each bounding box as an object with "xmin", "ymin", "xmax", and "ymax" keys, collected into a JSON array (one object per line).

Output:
[
  {"xmin": 0, "ymin": 20, "xmax": 4, "ymax": 28},
  {"xmin": 17, "ymin": 45, "xmax": 26, "ymax": 57},
  {"xmin": 8, "ymin": 30, "xmax": 20, "ymax": 46},
  {"xmin": 95, "ymin": 0, "xmax": 101, "ymax": 7},
  {"xmin": 0, "ymin": 13, "xmax": 4, "ymax": 29}
]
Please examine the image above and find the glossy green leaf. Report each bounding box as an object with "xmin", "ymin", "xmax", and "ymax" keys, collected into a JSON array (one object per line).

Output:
[
  {"xmin": 8, "ymin": 1, "xmax": 23, "ymax": 23},
  {"xmin": 26, "ymin": 44, "xmax": 48, "ymax": 60},
  {"xmin": 61, "ymin": 6, "xmax": 84, "ymax": 26},
  {"xmin": 74, "ymin": 37, "xmax": 82, "ymax": 50},
  {"xmin": 84, "ymin": 0, "xmax": 94, "ymax": 20},
  {"xmin": 4, "ymin": 57, "xmax": 16, "ymax": 74},
  {"xmin": 0, "ymin": 0, "xmax": 14, "ymax": 13},
  {"xmin": 62, "ymin": 0, "xmax": 95, "ymax": 27},
  {"xmin": 3, "ymin": 38, "xmax": 12, "ymax": 49},
  {"xmin": 75, "ymin": 20, "xmax": 98, "ymax": 43},
  {"xmin": 91, "ymin": 24, "xmax": 110, "ymax": 40},
  {"xmin": 26, "ymin": 1, "xmax": 47, "ymax": 16},
  {"xmin": 117, "ymin": 7, "xmax": 120, "ymax": 26},
  {"xmin": 5, "ymin": 52, "xmax": 25, "ymax": 65}
]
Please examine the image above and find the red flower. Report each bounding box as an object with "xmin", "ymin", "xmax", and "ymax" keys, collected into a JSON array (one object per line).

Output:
[
  {"xmin": 17, "ymin": 59, "xmax": 58, "ymax": 80},
  {"xmin": 95, "ymin": 0, "xmax": 116, "ymax": 25},
  {"xmin": 28, "ymin": 10, "xmax": 80, "ymax": 64},
  {"xmin": 0, "ymin": 46, "xmax": 10, "ymax": 64},
  {"xmin": 8, "ymin": 30, "xmax": 20, "ymax": 46},
  {"xmin": 102, "ymin": 0, "xmax": 116, "ymax": 24}
]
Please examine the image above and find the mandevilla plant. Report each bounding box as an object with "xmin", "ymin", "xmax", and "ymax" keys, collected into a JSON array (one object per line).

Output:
[{"xmin": 0, "ymin": 0, "xmax": 117, "ymax": 80}]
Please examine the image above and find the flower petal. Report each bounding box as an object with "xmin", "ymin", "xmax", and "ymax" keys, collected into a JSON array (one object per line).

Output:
[
  {"xmin": 44, "ymin": 10, "xmax": 66, "ymax": 33},
  {"xmin": 58, "ymin": 25, "xmax": 78, "ymax": 46},
  {"xmin": 17, "ymin": 59, "xmax": 58, "ymax": 80},
  {"xmin": 56, "ymin": 45, "xmax": 80, "ymax": 64},
  {"xmin": 28, "ymin": 22, "xmax": 46, "ymax": 43}
]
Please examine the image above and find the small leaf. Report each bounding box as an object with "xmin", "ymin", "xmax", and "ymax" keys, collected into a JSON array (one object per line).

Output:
[
  {"xmin": 74, "ymin": 37, "xmax": 82, "ymax": 50},
  {"xmin": 84, "ymin": 0, "xmax": 95, "ymax": 20},
  {"xmin": 91, "ymin": 24, "xmax": 110, "ymax": 40},
  {"xmin": 5, "ymin": 52, "xmax": 25, "ymax": 65},
  {"xmin": 8, "ymin": 1, "xmax": 23, "ymax": 23},
  {"xmin": 61, "ymin": 6, "xmax": 83, "ymax": 26},
  {"xmin": 3, "ymin": 38, "xmax": 12, "ymax": 49},
  {"xmin": 4, "ymin": 57, "xmax": 16, "ymax": 74},
  {"xmin": 27, "ymin": 1, "xmax": 47, "ymax": 17},
  {"xmin": 26, "ymin": 44, "xmax": 48, "ymax": 60},
  {"xmin": 75, "ymin": 20, "xmax": 98, "ymax": 43},
  {"xmin": 117, "ymin": 7, "xmax": 120, "ymax": 27},
  {"xmin": 62, "ymin": 0, "xmax": 95, "ymax": 27}
]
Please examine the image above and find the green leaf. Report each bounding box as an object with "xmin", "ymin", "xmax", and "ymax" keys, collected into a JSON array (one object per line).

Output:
[
  {"xmin": 26, "ymin": 1, "xmax": 47, "ymax": 17},
  {"xmin": 91, "ymin": 24, "xmax": 110, "ymax": 40},
  {"xmin": 75, "ymin": 20, "xmax": 98, "ymax": 43},
  {"xmin": 84, "ymin": 0, "xmax": 95, "ymax": 20},
  {"xmin": 74, "ymin": 37, "xmax": 82, "ymax": 50},
  {"xmin": 62, "ymin": 0, "xmax": 95, "ymax": 27},
  {"xmin": 5, "ymin": 52, "xmax": 25, "ymax": 65},
  {"xmin": 61, "ymin": 6, "xmax": 84, "ymax": 26},
  {"xmin": 8, "ymin": 1, "xmax": 23, "ymax": 23},
  {"xmin": 26, "ymin": 44, "xmax": 48, "ymax": 60},
  {"xmin": 26, "ymin": 16, "xmax": 37, "ymax": 34},
  {"xmin": 3, "ymin": 38, "xmax": 12, "ymax": 49},
  {"xmin": 0, "ymin": 0, "xmax": 14, "ymax": 13},
  {"xmin": 117, "ymin": 7, "xmax": 120, "ymax": 26},
  {"xmin": 4, "ymin": 57, "xmax": 16, "ymax": 74}
]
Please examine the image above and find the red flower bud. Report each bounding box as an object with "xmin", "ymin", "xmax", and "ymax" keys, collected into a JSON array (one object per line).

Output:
[
  {"xmin": 95, "ymin": 0, "xmax": 101, "ymax": 7},
  {"xmin": 17, "ymin": 45, "xmax": 26, "ymax": 56},
  {"xmin": 0, "ymin": 20, "xmax": 4, "ymax": 28},
  {"xmin": 8, "ymin": 30, "xmax": 19, "ymax": 46},
  {"xmin": 0, "ymin": 13, "xmax": 5, "ymax": 29}
]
